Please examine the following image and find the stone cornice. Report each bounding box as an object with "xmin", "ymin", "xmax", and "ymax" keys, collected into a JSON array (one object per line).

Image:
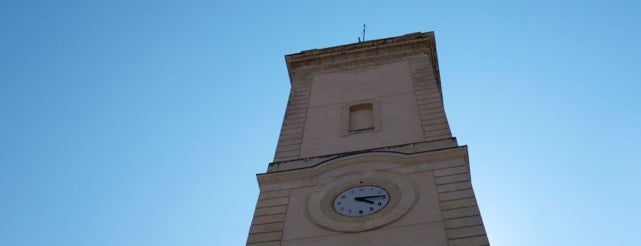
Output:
[
  {"xmin": 268, "ymin": 138, "xmax": 458, "ymax": 172},
  {"xmin": 284, "ymin": 32, "xmax": 441, "ymax": 93},
  {"xmin": 257, "ymin": 144, "xmax": 469, "ymax": 184}
]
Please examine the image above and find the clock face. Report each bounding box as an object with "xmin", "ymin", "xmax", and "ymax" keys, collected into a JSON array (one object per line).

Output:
[{"xmin": 333, "ymin": 185, "xmax": 390, "ymax": 217}]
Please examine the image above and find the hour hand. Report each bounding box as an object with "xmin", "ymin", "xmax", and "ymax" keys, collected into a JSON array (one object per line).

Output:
[{"xmin": 354, "ymin": 197, "xmax": 375, "ymax": 204}]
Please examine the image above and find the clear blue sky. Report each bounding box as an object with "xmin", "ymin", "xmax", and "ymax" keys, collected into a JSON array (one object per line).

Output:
[{"xmin": 1, "ymin": 1, "xmax": 640, "ymax": 245}]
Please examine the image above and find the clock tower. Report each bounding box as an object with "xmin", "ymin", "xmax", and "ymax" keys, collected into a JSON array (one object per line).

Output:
[{"xmin": 246, "ymin": 32, "xmax": 490, "ymax": 246}]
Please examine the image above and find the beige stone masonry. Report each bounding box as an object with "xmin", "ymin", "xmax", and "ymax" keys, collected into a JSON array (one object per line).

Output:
[
  {"xmin": 252, "ymin": 213, "xmax": 286, "ymax": 225},
  {"xmin": 288, "ymin": 48, "xmax": 426, "ymax": 74},
  {"xmin": 409, "ymin": 54, "xmax": 453, "ymax": 141},
  {"xmin": 434, "ymin": 166, "xmax": 470, "ymax": 177},
  {"xmin": 431, "ymin": 163, "xmax": 488, "ymax": 245},
  {"xmin": 427, "ymin": 133, "xmax": 455, "ymax": 142},
  {"xmin": 449, "ymin": 236, "xmax": 490, "ymax": 246},
  {"xmin": 437, "ymin": 182, "xmax": 473, "ymax": 193},
  {"xmin": 278, "ymin": 127, "xmax": 303, "ymax": 136},
  {"xmin": 251, "ymin": 145, "xmax": 489, "ymax": 245},
  {"xmin": 416, "ymin": 93, "xmax": 443, "ymax": 102},
  {"xmin": 276, "ymin": 138, "xmax": 301, "ymax": 147},
  {"xmin": 423, "ymin": 123, "xmax": 456, "ymax": 133},
  {"xmin": 423, "ymin": 121, "xmax": 450, "ymax": 128},
  {"xmin": 415, "ymin": 86, "xmax": 440, "ymax": 94},
  {"xmin": 282, "ymin": 113, "xmax": 305, "ymax": 123},
  {"xmin": 247, "ymin": 242, "xmax": 281, "ymax": 246},
  {"xmin": 250, "ymin": 222, "xmax": 285, "ymax": 234},
  {"xmin": 250, "ymin": 146, "xmax": 489, "ymax": 245},
  {"xmin": 419, "ymin": 109, "xmax": 447, "ymax": 118},
  {"xmin": 254, "ymin": 205, "xmax": 287, "ymax": 217},
  {"xmin": 419, "ymin": 102, "xmax": 446, "ymax": 111},
  {"xmin": 274, "ymin": 151, "xmax": 298, "ymax": 161},
  {"xmin": 258, "ymin": 190, "xmax": 290, "ymax": 200},
  {"xmin": 275, "ymin": 133, "xmax": 303, "ymax": 142},
  {"xmin": 414, "ymin": 79, "xmax": 439, "ymax": 88},
  {"xmin": 446, "ymin": 225, "xmax": 488, "ymax": 239},
  {"xmin": 428, "ymin": 128, "xmax": 455, "ymax": 135},
  {"xmin": 273, "ymin": 32, "xmax": 454, "ymax": 164},
  {"xmin": 268, "ymin": 140, "xmax": 460, "ymax": 172},
  {"xmin": 418, "ymin": 97, "xmax": 446, "ymax": 107},
  {"xmin": 250, "ymin": 32, "xmax": 489, "ymax": 245},
  {"xmin": 273, "ymin": 75, "xmax": 313, "ymax": 162},
  {"xmin": 415, "ymin": 88, "xmax": 440, "ymax": 96},
  {"xmin": 247, "ymin": 189, "xmax": 291, "ymax": 245},
  {"xmin": 419, "ymin": 104, "xmax": 446, "ymax": 115},
  {"xmin": 422, "ymin": 117, "xmax": 449, "ymax": 126},
  {"xmin": 440, "ymin": 197, "xmax": 478, "ymax": 210},
  {"xmin": 444, "ymin": 216, "xmax": 484, "ymax": 229},
  {"xmin": 435, "ymin": 173, "xmax": 471, "ymax": 185},
  {"xmin": 247, "ymin": 232, "xmax": 282, "ymax": 244},
  {"xmin": 442, "ymin": 205, "xmax": 481, "ymax": 220},
  {"xmin": 256, "ymin": 197, "xmax": 289, "ymax": 208},
  {"xmin": 423, "ymin": 127, "xmax": 452, "ymax": 137},
  {"xmin": 438, "ymin": 189, "xmax": 475, "ymax": 201}
]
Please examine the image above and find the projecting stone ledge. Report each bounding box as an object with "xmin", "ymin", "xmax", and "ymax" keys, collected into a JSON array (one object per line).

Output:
[{"xmin": 267, "ymin": 138, "xmax": 459, "ymax": 172}]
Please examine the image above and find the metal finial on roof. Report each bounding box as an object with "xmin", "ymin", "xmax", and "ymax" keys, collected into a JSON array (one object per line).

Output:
[{"xmin": 357, "ymin": 23, "xmax": 366, "ymax": 43}]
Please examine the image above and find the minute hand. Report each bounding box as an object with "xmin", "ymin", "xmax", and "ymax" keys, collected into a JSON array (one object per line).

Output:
[{"xmin": 355, "ymin": 195, "xmax": 387, "ymax": 199}]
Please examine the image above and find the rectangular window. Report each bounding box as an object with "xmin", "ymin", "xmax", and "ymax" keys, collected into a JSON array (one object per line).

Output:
[{"xmin": 349, "ymin": 103, "xmax": 374, "ymax": 132}]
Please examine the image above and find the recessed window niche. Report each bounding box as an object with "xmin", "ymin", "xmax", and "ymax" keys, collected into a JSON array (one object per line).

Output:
[
  {"xmin": 342, "ymin": 101, "xmax": 381, "ymax": 136},
  {"xmin": 349, "ymin": 103, "xmax": 374, "ymax": 132}
]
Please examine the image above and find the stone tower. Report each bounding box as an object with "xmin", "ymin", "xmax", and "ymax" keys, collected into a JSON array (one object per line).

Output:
[{"xmin": 246, "ymin": 32, "xmax": 490, "ymax": 246}]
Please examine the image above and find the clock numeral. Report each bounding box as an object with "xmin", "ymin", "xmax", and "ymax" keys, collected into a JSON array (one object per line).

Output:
[
  {"xmin": 358, "ymin": 210, "xmax": 363, "ymax": 214},
  {"xmin": 377, "ymin": 202, "xmax": 382, "ymax": 206},
  {"xmin": 369, "ymin": 207, "xmax": 374, "ymax": 211},
  {"xmin": 341, "ymin": 195, "xmax": 346, "ymax": 199}
]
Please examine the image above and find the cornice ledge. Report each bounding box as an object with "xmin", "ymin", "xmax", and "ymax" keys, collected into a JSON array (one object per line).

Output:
[
  {"xmin": 267, "ymin": 138, "xmax": 458, "ymax": 172},
  {"xmin": 257, "ymin": 143, "xmax": 468, "ymax": 184},
  {"xmin": 286, "ymin": 32, "xmax": 433, "ymax": 63}
]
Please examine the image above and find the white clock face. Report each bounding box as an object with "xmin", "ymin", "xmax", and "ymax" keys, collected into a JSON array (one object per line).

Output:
[{"xmin": 333, "ymin": 185, "xmax": 390, "ymax": 217}]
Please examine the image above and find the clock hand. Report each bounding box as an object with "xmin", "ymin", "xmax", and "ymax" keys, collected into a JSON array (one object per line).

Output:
[
  {"xmin": 355, "ymin": 195, "xmax": 387, "ymax": 199},
  {"xmin": 354, "ymin": 197, "xmax": 374, "ymax": 204}
]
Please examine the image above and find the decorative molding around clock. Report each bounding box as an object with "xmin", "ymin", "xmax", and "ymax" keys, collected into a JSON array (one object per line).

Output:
[{"xmin": 307, "ymin": 170, "xmax": 417, "ymax": 232}]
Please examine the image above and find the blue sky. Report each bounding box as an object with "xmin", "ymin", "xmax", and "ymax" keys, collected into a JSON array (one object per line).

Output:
[{"xmin": 1, "ymin": 1, "xmax": 640, "ymax": 245}]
